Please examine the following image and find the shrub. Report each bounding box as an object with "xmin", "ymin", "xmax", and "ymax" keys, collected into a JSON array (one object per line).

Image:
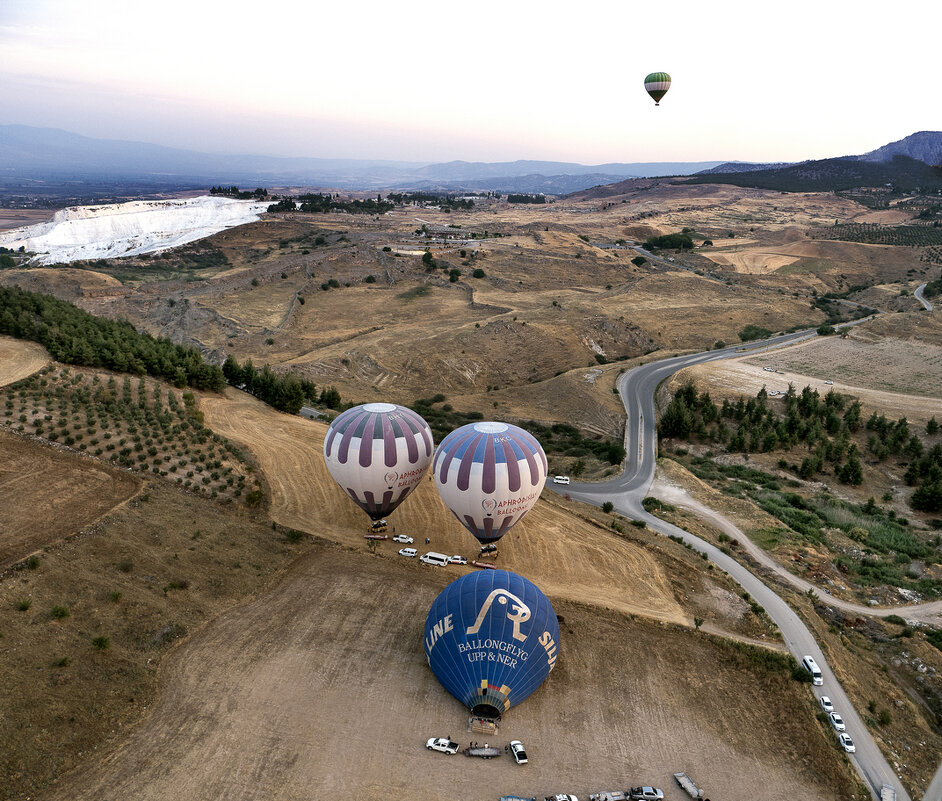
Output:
[
  {"xmin": 92, "ymin": 636, "xmax": 110, "ymax": 650},
  {"xmin": 50, "ymin": 605, "xmax": 70, "ymax": 619},
  {"xmin": 17, "ymin": 598, "xmax": 32, "ymax": 611}
]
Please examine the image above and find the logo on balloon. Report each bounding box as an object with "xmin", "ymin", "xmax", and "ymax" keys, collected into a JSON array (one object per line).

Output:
[
  {"xmin": 466, "ymin": 589, "xmax": 531, "ymax": 642},
  {"xmin": 384, "ymin": 470, "xmax": 399, "ymax": 485},
  {"xmin": 481, "ymin": 498, "xmax": 497, "ymax": 515}
]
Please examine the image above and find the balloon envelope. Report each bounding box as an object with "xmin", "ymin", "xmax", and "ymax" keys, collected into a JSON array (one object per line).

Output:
[
  {"xmin": 644, "ymin": 71, "xmax": 671, "ymax": 105},
  {"xmin": 433, "ymin": 421, "xmax": 547, "ymax": 544},
  {"xmin": 424, "ymin": 569, "xmax": 560, "ymax": 717},
  {"xmin": 323, "ymin": 402, "xmax": 433, "ymax": 521}
]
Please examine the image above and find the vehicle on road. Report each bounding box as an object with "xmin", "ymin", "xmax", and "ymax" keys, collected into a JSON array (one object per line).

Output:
[
  {"xmin": 628, "ymin": 789, "xmax": 663, "ymax": 800},
  {"xmin": 448, "ymin": 555, "xmax": 468, "ymax": 565},
  {"xmin": 392, "ymin": 534, "xmax": 414, "ymax": 544},
  {"xmin": 509, "ymin": 740, "xmax": 528, "ymax": 764},
  {"xmin": 825, "ymin": 379, "xmax": 833, "ymax": 385},
  {"xmin": 829, "ymin": 711, "xmax": 846, "ymax": 732},
  {"xmin": 398, "ymin": 547, "xmax": 417, "ymax": 557},
  {"xmin": 801, "ymin": 655, "xmax": 823, "ymax": 685},
  {"xmin": 420, "ymin": 552, "xmax": 449, "ymax": 566},
  {"xmin": 819, "ymin": 695, "xmax": 834, "ymax": 713},
  {"xmin": 839, "ymin": 732, "xmax": 856, "ymax": 752},
  {"xmin": 426, "ymin": 737, "xmax": 459, "ymax": 754},
  {"xmin": 552, "ymin": 475, "xmax": 571, "ymax": 485}
]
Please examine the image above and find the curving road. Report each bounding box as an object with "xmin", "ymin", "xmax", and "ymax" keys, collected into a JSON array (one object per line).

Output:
[
  {"xmin": 549, "ymin": 325, "xmax": 927, "ymax": 800},
  {"xmin": 914, "ymin": 283, "xmax": 934, "ymax": 312}
]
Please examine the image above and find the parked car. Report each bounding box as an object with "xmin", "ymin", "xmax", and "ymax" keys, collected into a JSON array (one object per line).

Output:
[
  {"xmin": 392, "ymin": 534, "xmax": 414, "ymax": 544},
  {"xmin": 628, "ymin": 789, "xmax": 663, "ymax": 800},
  {"xmin": 398, "ymin": 547, "xmax": 417, "ymax": 558},
  {"xmin": 839, "ymin": 732, "xmax": 856, "ymax": 753},
  {"xmin": 552, "ymin": 475, "xmax": 570, "ymax": 485},
  {"xmin": 426, "ymin": 737, "xmax": 459, "ymax": 754},
  {"xmin": 448, "ymin": 555, "xmax": 468, "ymax": 565},
  {"xmin": 509, "ymin": 739, "xmax": 528, "ymax": 764},
  {"xmin": 829, "ymin": 712, "xmax": 846, "ymax": 732},
  {"xmin": 819, "ymin": 695, "xmax": 834, "ymax": 713}
]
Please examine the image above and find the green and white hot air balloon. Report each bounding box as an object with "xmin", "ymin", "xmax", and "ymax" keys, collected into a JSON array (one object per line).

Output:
[{"xmin": 644, "ymin": 72, "xmax": 671, "ymax": 106}]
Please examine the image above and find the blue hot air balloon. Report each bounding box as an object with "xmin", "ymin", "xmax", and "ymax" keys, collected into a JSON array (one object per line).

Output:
[{"xmin": 424, "ymin": 570, "xmax": 560, "ymax": 718}]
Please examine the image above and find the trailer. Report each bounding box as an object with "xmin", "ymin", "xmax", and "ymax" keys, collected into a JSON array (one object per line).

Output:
[
  {"xmin": 464, "ymin": 745, "xmax": 502, "ymax": 759},
  {"xmin": 472, "ymin": 560, "xmax": 497, "ymax": 569},
  {"xmin": 364, "ymin": 534, "xmax": 388, "ymax": 540},
  {"xmin": 880, "ymin": 784, "xmax": 896, "ymax": 801},
  {"xmin": 673, "ymin": 772, "xmax": 704, "ymax": 799}
]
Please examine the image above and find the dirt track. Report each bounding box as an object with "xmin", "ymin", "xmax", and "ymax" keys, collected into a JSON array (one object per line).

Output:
[
  {"xmin": 44, "ymin": 545, "xmax": 847, "ymax": 801},
  {"xmin": 199, "ymin": 388, "xmax": 684, "ymax": 625},
  {"xmin": 0, "ymin": 336, "xmax": 49, "ymax": 387}
]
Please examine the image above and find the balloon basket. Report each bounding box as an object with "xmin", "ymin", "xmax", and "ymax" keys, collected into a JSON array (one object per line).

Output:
[{"xmin": 469, "ymin": 714, "xmax": 500, "ymax": 735}]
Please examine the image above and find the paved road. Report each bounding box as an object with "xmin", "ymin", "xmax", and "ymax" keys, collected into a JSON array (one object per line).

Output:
[
  {"xmin": 914, "ymin": 283, "xmax": 935, "ymax": 312},
  {"xmin": 549, "ymin": 328, "xmax": 918, "ymax": 800}
]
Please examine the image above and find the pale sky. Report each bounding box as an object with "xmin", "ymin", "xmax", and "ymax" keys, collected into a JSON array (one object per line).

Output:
[{"xmin": 1, "ymin": 0, "xmax": 939, "ymax": 165}]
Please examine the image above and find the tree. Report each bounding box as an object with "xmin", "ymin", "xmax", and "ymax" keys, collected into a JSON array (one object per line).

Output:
[
  {"xmin": 928, "ymin": 417, "xmax": 939, "ymax": 436},
  {"xmin": 839, "ymin": 454, "xmax": 863, "ymax": 485},
  {"xmin": 816, "ymin": 323, "xmax": 835, "ymax": 336},
  {"xmin": 602, "ymin": 501, "xmax": 614, "ymax": 514},
  {"xmin": 631, "ymin": 256, "xmax": 647, "ymax": 267}
]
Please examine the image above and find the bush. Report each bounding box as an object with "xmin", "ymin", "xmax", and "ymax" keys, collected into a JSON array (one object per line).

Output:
[
  {"xmin": 50, "ymin": 605, "xmax": 70, "ymax": 619},
  {"xmin": 92, "ymin": 636, "xmax": 110, "ymax": 650},
  {"xmin": 739, "ymin": 324, "xmax": 773, "ymax": 342},
  {"xmin": 602, "ymin": 501, "xmax": 614, "ymax": 514}
]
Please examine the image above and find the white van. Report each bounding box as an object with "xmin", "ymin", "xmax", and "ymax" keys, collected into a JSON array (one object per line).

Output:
[
  {"xmin": 802, "ymin": 655, "xmax": 823, "ymax": 685},
  {"xmin": 420, "ymin": 552, "xmax": 450, "ymax": 566}
]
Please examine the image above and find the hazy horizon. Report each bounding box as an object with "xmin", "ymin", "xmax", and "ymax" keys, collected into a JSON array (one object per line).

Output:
[{"xmin": 1, "ymin": 0, "xmax": 940, "ymax": 165}]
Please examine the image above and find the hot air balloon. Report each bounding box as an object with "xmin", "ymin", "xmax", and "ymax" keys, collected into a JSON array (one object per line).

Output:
[
  {"xmin": 323, "ymin": 402, "xmax": 433, "ymax": 523},
  {"xmin": 433, "ymin": 421, "xmax": 547, "ymax": 546},
  {"xmin": 424, "ymin": 569, "xmax": 560, "ymax": 718},
  {"xmin": 644, "ymin": 71, "xmax": 671, "ymax": 106}
]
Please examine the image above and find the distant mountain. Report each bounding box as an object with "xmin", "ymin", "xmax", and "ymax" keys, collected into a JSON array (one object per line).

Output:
[
  {"xmin": 680, "ymin": 154, "xmax": 942, "ymax": 193},
  {"xmin": 696, "ymin": 161, "xmax": 791, "ymax": 175},
  {"xmin": 859, "ymin": 131, "xmax": 942, "ymax": 167},
  {"xmin": 0, "ymin": 125, "xmax": 725, "ymax": 193}
]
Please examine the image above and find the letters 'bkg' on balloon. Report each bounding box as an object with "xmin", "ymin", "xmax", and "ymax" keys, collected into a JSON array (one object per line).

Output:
[
  {"xmin": 424, "ymin": 569, "xmax": 560, "ymax": 717},
  {"xmin": 433, "ymin": 421, "xmax": 547, "ymax": 545},
  {"xmin": 323, "ymin": 402, "xmax": 433, "ymax": 521},
  {"xmin": 644, "ymin": 71, "xmax": 671, "ymax": 106}
]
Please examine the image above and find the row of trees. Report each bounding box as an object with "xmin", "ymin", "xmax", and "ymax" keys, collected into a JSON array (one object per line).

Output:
[
  {"xmin": 0, "ymin": 287, "xmax": 225, "ymax": 391},
  {"xmin": 660, "ymin": 381, "xmax": 941, "ymax": 508},
  {"xmin": 210, "ymin": 186, "xmax": 269, "ymax": 199},
  {"xmin": 221, "ymin": 355, "xmax": 338, "ymax": 415}
]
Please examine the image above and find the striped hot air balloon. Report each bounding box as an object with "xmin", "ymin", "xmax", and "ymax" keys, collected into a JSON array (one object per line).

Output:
[
  {"xmin": 433, "ymin": 421, "xmax": 547, "ymax": 546},
  {"xmin": 323, "ymin": 402, "xmax": 433, "ymax": 521},
  {"xmin": 424, "ymin": 569, "xmax": 560, "ymax": 718},
  {"xmin": 644, "ymin": 71, "xmax": 671, "ymax": 106}
]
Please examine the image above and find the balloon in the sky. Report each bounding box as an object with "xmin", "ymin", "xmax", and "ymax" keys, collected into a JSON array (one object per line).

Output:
[
  {"xmin": 323, "ymin": 402, "xmax": 433, "ymax": 521},
  {"xmin": 433, "ymin": 421, "xmax": 547, "ymax": 545},
  {"xmin": 644, "ymin": 71, "xmax": 671, "ymax": 106},
  {"xmin": 424, "ymin": 569, "xmax": 560, "ymax": 717}
]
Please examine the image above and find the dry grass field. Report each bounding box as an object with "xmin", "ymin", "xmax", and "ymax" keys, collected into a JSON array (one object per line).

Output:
[{"xmin": 0, "ymin": 335, "xmax": 49, "ymax": 387}]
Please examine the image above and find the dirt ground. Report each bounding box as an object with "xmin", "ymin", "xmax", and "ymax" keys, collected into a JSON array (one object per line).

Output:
[
  {"xmin": 0, "ymin": 335, "xmax": 50, "ymax": 387},
  {"xmin": 672, "ymin": 326, "xmax": 942, "ymax": 427},
  {"xmin": 42, "ymin": 544, "xmax": 853, "ymax": 801},
  {"xmin": 0, "ymin": 431, "xmax": 140, "ymax": 568},
  {"xmin": 199, "ymin": 387, "xmax": 684, "ymax": 625}
]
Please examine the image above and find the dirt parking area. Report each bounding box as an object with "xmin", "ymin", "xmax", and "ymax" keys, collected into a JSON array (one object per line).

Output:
[{"xmin": 44, "ymin": 545, "xmax": 850, "ymax": 801}]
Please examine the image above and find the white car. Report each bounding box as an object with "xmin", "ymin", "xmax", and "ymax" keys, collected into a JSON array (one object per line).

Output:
[
  {"xmin": 838, "ymin": 732, "xmax": 856, "ymax": 753},
  {"xmin": 509, "ymin": 739, "xmax": 528, "ymax": 764},
  {"xmin": 544, "ymin": 796, "xmax": 579, "ymax": 801},
  {"xmin": 426, "ymin": 737, "xmax": 459, "ymax": 755},
  {"xmin": 829, "ymin": 712, "xmax": 846, "ymax": 732},
  {"xmin": 819, "ymin": 696, "xmax": 834, "ymax": 713},
  {"xmin": 825, "ymin": 379, "xmax": 834, "ymax": 385},
  {"xmin": 398, "ymin": 547, "xmax": 417, "ymax": 558},
  {"xmin": 448, "ymin": 555, "xmax": 468, "ymax": 565},
  {"xmin": 628, "ymin": 789, "xmax": 664, "ymax": 801},
  {"xmin": 392, "ymin": 534, "xmax": 414, "ymax": 544},
  {"xmin": 553, "ymin": 475, "xmax": 570, "ymax": 485}
]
